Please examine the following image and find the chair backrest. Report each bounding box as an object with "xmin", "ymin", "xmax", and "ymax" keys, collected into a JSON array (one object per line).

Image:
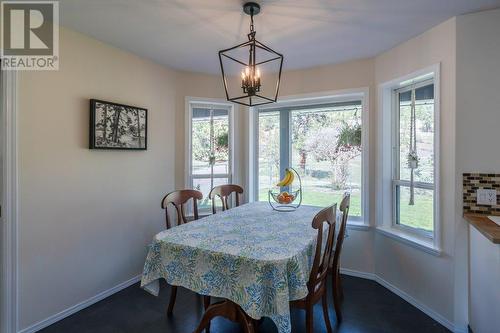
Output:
[
  {"xmin": 161, "ymin": 189, "xmax": 203, "ymax": 229},
  {"xmin": 308, "ymin": 204, "xmax": 337, "ymax": 294},
  {"xmin": 208, "ymin": 184, "xmax": 244, "ymax": 214},
  {"xmin": 331, "ymin": 193, "xmax": 350, "ymax": 273}
]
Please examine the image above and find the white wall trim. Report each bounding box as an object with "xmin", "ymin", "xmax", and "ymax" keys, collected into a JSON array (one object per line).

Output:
[
  {"xmin": 376, "ymin": 64, "xmax": 442, "ymax": 251},
  {"xmin": 184, "ymin": 97, "xmax": 238, "ymax": 191},
  {"xmin": 375, "ymin": 226, "xmax": 442, "ymax": 256},
  {"xmin": 340, "ymin": 268, "xmax": 466, "ymax": 333},
  {"xmin": 1, "ymin": 70, "xmax": 19, "ymax": 333},
  {"xmin": 18, "ymin": 275, "xmax": 141, "ymax": 333},
  {"xmin": 340, "ymin": 267, "xmax": 376, "ymax": 280}
]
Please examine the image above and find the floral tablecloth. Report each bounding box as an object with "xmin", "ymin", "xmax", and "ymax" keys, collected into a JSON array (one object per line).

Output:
[{"xmin": 140, "ymin": 202, "xmax": 324, "ymax": 333}]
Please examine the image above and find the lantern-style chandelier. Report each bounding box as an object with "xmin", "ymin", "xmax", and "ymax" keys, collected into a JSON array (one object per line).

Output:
[{"xmin": 218, "ymin": 2, "xmax": 283, "ymax": 107}]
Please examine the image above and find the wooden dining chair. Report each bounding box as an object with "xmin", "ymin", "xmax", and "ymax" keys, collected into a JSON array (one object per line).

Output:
[
  {"xmin": 290, "ymin": 204, "xmax": 337, "ymax": 333},
  {"xmin": 203, "ymin": 185, "xmax": 243, "ymax": 331},
  {"xmin": 161, "ymin": 189, "xmax": 203, "ymax": 229},
  {"xmin": 330, "ymin": 193, "xmax": 350, "ymax": 322},
  {"xmin": 208, "ymin": 184, "xmax": 244, "ymax": 214},
  {"xmin": 160, "ymin": 189, "xmax": 203, "ymax": 315}
]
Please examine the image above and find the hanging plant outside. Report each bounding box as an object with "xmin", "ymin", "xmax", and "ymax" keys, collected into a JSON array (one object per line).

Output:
[
  {"xmin": 216, "ymin": 132, "xmax": 229, "ymax": 150},
  {"xmin": 337, "ymin": 123, "xmax": 362, "ymax": 150},
  {"xmin": 407, "ymin": 150, "xmax": 419, "ymax": 169}
]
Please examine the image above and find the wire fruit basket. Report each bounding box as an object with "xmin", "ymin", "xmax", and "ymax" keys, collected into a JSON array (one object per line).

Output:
[{"xmin": 268, "ymin": 167, "xmax": 303, "ymax": 212}]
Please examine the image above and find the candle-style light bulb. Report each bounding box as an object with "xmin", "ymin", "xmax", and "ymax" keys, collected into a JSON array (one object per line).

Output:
[{"xmin": 256, "ymin": 68, "xmax": 261, "ymax": 78}]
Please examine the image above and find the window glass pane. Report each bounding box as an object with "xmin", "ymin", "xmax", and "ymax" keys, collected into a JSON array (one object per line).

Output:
[
  {"xmin": 398, "ymin": 84, "xmax": 434, "ymax": 102},
  {"xmin": 191, "ymin": 108, "xmax": 229, "ymax": 175},
  {"xmin": 258, "ymin": 111, "xmax": 280, "ymax": 201},
  {"xmin": 192, "ymin": 107, "xmax": 211, "ymax": 119},
  {"xmin": 192, "ymin": 177, "xmax": 212, "ymax": 210},
  {"xmin": 396, "ymin": 185, "xmax": 434, "ymax": 233},
  {"xmin": 398, "ymin": 85, "xmax": 434, "ymax": 184},
  {"xmin": 213, "ymin": 111, "xmax": 229, "ymax": 174},
  {"xmin": 192, "ymin": 111, "xmax": 211, "ymax": 175},
  {"xmin": 193, "ymin": 177, "xmax": 229, "ymax": 211},
  {"xmin": 290, "ymin": 104, "xmax": 362, "ymax": 218}
]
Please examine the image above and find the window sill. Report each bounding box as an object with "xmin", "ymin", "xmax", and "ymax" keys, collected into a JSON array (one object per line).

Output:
[
  {"xmin": 376, "ymin": 226, "xmax": 442, "ymax": 256},
  {"xmin": 347, "ymin": 221, "xmax": 370, "ymax": 231}
]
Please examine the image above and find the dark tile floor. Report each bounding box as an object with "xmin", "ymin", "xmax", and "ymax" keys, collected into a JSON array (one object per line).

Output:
[{"xmin": 40, "ymin": 275, "xmax": 450, "ymax": 333}]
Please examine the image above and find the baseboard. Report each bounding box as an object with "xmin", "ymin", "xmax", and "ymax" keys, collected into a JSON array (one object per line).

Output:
[
  {"xmin": 340, "ymin": 268, "xmax": 466, "ymax": 333},
  {"xmin": 18, "ymin": 269, "xmax": 467, "ymax": 333},
  {"xmin": 18, "ymin": 274, "xmax": 141, "ymax": 333},
  {"xmin": 340, "ymin": 267, "xmax": 377, "ymax": 281}
]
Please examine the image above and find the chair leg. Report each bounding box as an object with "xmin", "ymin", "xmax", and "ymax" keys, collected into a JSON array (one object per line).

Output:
[
  {"xmin": 203, "ymin": 296, "xmax": 211, "ymax": 333},
  {"xmin": 337, "ymin": 269, "xmax": 344, "ymax": 301},
  {"xmin": 167, "ymin": 286, "xmax": 177, "ymax": 315},
  {"xmin": 193, "ymin": 300, "xmax": 255, "ymax": 333},
  {"xmin": 322, "ymin": 293, "xmax": 333, "ymax": 333},
  {"xmin": 333, "ymin": 281, "xmax": 343, "ymax": 323},
  {"xmin": 306, "ymin": 305, "xmax": 314, "ymax": 333}
]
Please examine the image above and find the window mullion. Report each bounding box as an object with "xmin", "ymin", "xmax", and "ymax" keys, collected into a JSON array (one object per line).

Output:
[
  {"xmin": 279, "ymin": 108, "xmax": 290, "ymax": 182},
  {"xmin": 209, "ymin": 109, "xmax": 214, "ymax": 190}
]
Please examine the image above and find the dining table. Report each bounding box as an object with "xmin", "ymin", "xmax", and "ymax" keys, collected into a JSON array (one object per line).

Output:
[{"xmin": 140, "ymin": 201, "xmax": 331, "ymax": 333}]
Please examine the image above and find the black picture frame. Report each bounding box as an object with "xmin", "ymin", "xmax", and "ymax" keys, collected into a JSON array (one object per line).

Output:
[{"xmin": 89, "ymin": 99, "xmax": 147, "ymax": 150}]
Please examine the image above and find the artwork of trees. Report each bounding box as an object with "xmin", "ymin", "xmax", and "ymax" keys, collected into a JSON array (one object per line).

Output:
[{"xmin": 91, "ymin": 100, "xmax": 147, "ymax": 149}]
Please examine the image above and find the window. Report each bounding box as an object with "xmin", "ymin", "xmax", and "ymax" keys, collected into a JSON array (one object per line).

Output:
[
  {"xmin": 187, "ymin": 101, "xmax": 233, "ymax": 211},
  {"xmin": 378, "ymin": 66, "xmax": 440, "ymax": 253},
  {"xmin": 254, "ymin": 93, "xmax": 368, "ymax": 223},
  {"xmin": 393, "ymin": 81, "xmax": 435, "ymax": 236}
]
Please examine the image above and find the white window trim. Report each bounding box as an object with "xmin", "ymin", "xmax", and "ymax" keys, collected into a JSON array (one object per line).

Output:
[
  {"xmin": 184, "ymin": 97, "xmax": 238, "ymax": 200},
  {"xmin": 1, "ymin": 70, "xmax": 19, "ymax": 333},
  {"xmin": 248, "ymin": 88, "xmax": 370, "ymax": 228},
  {"xmin": 376, "ymin": 64, "xmax": 442, "ymax": 255}
]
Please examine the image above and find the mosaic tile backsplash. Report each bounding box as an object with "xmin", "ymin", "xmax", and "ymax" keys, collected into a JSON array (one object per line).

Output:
[{"xmin": 463, "ymin": 173, "xmax": 500, "ymax": 215}]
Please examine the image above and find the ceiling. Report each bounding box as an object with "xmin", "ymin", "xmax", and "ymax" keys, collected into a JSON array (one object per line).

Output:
[{"xmin": 59, "ymin": 0, "xmax": 500, "ymax": 74}]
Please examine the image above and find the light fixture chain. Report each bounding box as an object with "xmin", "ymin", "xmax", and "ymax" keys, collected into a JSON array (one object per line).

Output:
[{"xmin": 250, "ymin": 8, "xmax": 255, "ymax": 33}]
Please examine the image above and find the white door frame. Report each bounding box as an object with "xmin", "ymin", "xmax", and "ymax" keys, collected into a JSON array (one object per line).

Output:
[{"xmin": 1, "ymin": 69, "xmax": 19, "ymax": 333}]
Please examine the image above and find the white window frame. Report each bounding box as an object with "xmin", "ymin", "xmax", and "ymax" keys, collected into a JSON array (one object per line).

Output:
[
  {"xmin": 1, "ymin": 69, "xmax": 19, "ymax": 333},
  {"xmin": 248, "ymin": 88, "xmax": 370, "ymax": 228},
  {"xmin": 185, "ymin": 97, "xmax": 236, "ymax": 211},
  {"xmin": 376, "ymin": 64, "xmax": 441, "ymax": 255},
  {"xmin": 392, "ymin": 79, "xmax": 435, "ymax": 237}
]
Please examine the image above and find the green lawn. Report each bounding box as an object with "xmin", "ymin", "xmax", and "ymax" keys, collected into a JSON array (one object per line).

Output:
[
  {"xmin": 259, "ymin": 189, "xmax": 433, "ymax": 232},
  {"xmin": 260, "ymin": 190, "xmax": 362, "ymax": 217},
  {"xmin": 398, "ymin": 188, "xmax": 434, "ymax": 232}
]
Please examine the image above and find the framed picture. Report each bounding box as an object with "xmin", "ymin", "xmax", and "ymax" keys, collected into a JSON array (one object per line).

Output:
[{"xmin": 89, "ymin": 99, "xmax": 147, "ymax": 150}]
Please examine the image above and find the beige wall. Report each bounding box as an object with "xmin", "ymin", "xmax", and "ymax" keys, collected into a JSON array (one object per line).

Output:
[
  {"xmin": 374, "ymin": 18, "xmax": 458, "ymax": 326},
  {"xmin": 18, "ymin": 28, "xmax": 178, "ymax": 330},
  {"xmin": 456, "ymin": 8, "xmax": 500, "ymax": 331}
]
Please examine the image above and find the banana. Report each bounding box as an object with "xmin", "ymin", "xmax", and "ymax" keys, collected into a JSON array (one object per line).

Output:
[
  {"xmin": 276, "ymin": 168, "xmax": 295, "ymax": 187},
  {"xmin": 286, "ymin": 169, "xmax": 295, "ymax": 186},
  {"xmin": 276, "ymin": 169, "xmax": 291, "ymax": 187}
]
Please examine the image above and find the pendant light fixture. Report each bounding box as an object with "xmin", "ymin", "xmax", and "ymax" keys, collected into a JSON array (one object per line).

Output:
[{"xmin": 218, "ymin": 2, "xmax": 283, "ymax": 107}]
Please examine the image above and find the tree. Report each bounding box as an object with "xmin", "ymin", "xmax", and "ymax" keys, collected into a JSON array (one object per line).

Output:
[
  {"xmin": 259, "ymin": 114, "xmax": 280, "ymax": 185},
  {"xmin": 292, "ymin": 113, "xmax": 327, "ymax": 172},
  {"xmin": 102, "ymin": 104, "xmax": 108, "ymax": 142},
  {"xmin": 306, "ymin": 122, "xmax": 361, "ymax": 189},
  {"xmin": 136, "ymin": 108, "xmax": 142, "ymax": 147}
]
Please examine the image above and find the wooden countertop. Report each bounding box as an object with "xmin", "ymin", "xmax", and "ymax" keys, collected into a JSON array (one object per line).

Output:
[{"xmin": 464, "ymin": 214, "xmax": 500, "ymax": 244}]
